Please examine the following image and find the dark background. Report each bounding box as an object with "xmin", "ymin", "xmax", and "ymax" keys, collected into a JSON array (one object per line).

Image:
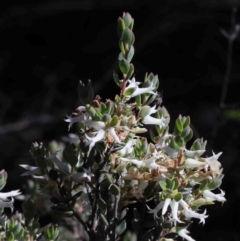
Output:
[{"xmin": 1, "ymin": 1, "xmax": 240, "ymax": 240}]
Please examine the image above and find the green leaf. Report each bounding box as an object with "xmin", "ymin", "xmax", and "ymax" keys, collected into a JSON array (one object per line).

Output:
[
  {"xmin": 119, "ymin": 208, "xmax": 129, "ymax": 221},
  {"xmin": 117, "ymin": 17, "xmax": 125, "ymax": 37},
  {"xmin": 140, "ymin": 228, "xmax": 154, "ymax": 241},
  {"xmin": 121, "ymin": 28, "xmax": 133, "ymax": 44},
  {"xmin": 98, "ymin": 198, "xmax": 107, "ymax": 213},
  {"xmin": 129, "ymin": 32, "xmax": 135, "ymax": 45},
  {"xmin": 175, "ymin": 117, "xmax": 183, "ymax": 133},
  {"xmin": 116, "ymin": 220, "xmax": 127, "ymax": 235},
  {"xmin": 172, "ymin": 177, "xmax": 179, "ymax": 190},
  {"xmin": 183, "ymin": 116, "xmax": 190, "ymax": 129},
  {"xmin": 123, "ymin": 232, "xmax": 137, "ymax": 241},
  {"xmin": 124, "ymin": 87, "xmax": 136, "ymax": 97},
  {"xmin": 208, "ymin": 179, "xmax": 222, "ymax": 190},
  {"xmin": 127, "ymin": 45, "xmax": 134, "ymax": 62},
  {"xmin": 106, "ymin": 99, "xmax": 115, "ymax": 114},
  {"xmin": 174, "ymin": 136, "xmax": 184, "ymax": 148},
  {"xmin": 102, "ymin": 114, "xmax": 111, "ymax": 122},
  {"xmin": 105, "ymin": 173, "xmax": 113, "ymax": 184},
  {"xmin": 191, "ymin": 198, "xmax": 206, "ymax": 207},
  {"xmin": 173, "ymin": 192, "xmax": 182, "ymax": 202},
  {"xmin": 100, "ymin": 213, "xmax": 109, "ymax": 226},
  {"xmin": 118, "ymin": 52, "xmax": 124, "ymax": 61},
  {"xmin": 159, "ymin": 181, "xmax": 167, "ymax": 190},
  {"xmin": 6, "ymin": 231, "xmax": 14, "ymax": 241},
  {"xmin": 14, "ymin": 228, "xmax": 24, "ymax": 240},
  {"xmin": 30, "ymin": 221, "xmax": 40, "ymax": 235},
  {"xmin": 126, "ymin": 63, "xmax": 134, "ymax": 80},
  {"xmin": 109, "ymin": 184, "xmax": 120, "ymax": 196},
  {"xmin": 119, "ymin": 40, "xmax": 125, "ymax": 55},
  {"xmin": 183, "ymin": 129, "xmax": 193, "ymax": 143},
  {"xmin": 138, "ymin": 106, "xmax": 151, "ymax": 119},
  {"xmin": 135, "ymin": 94, "xmax": 141, "ymax": 107},
  {"xmin": 110, "ymin": 115, "xmax": 119, "ymax": 127},
  {"xmin": 199, "ymin": 179, "xmax": 209, "ymax": 190},
  {"xmin": 123, "ymin": 12, "xmax": 133, "ymax": 28},
  {"xmin": 63, "ymin": 143, "xmax": 78, "ymax": 167},
  {"xmin": 191, "ymin": 139, "xmax": 201, "ymax": 151},
  {"xmin": 119, "ymin": 59, "xmax": 130, "ymax": 74},
  {"xmin": 86, "ymin": 104, "xmax": 102, "ymax": 120},
  {"xmin": 0, "ymin": 170, "xmax": 7, "ymax": 190},
  {"xmin": 12, "ymin": 224, "xmax": 22, "ymax": 237},
  {"xmin": 113, "ymin": 71, "xmax": 122, "ymax": 87}
]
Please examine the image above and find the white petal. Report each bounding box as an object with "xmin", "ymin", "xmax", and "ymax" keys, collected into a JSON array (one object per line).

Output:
[
  {"xmin": 184, "ymin": 208, "xmax": 208, "ymax": 224},
  {"xmin": 162, "ymin": 198, "xmax": 171, "ymax": 215},
  {"xmin": 202, "ymin": 189, "xmax": 226, "ymax": 203},
  {"xmin": 178, "ymin": 228, "xmax": 195, "ymax": 241},
  {"xmin": 131, "ymin": 83, "xmax": 156, "ymax": 97},
  {"xmin": 185, "ymin": 158, "xmax": 206, "ymax": 169},
  {"xmin": 120, "ymin": 157, "xmax": 143, "ymax": 168},
  {"xmin": 0, "ymin": 190, "xmax": 21, "ymax": 201},
  {"xmin": 64, "ymin": 115, "xmax": 85, "ymax": 130},
  {"xmin": 118, "ymin": 139, "xmax": 135, "ymax": 156},
  {"xmin": 143, "ymin": 115, "xmax": 165, "ymax": 128},
  {"xmin": 86, "ymin": 129, "xmax": 105, "ymax": 155},
  {"xmin": 147, "ymin": 201, "xmax": 164, "ymax": 218},
  {"xmin": 108, "ymin": 127, "xmax": 121, "ymax": 143},
  {"xmin": 170, "ymin": 200, "xmax": 184, "ymax": 226}
]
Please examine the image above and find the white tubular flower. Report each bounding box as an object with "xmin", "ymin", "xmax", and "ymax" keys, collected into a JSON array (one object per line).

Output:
[
  {"xmin": 64, "ymin": 115, "xmax": 86, "ymax": 131},
  {"xmin": 0, "ymin": 190, "xmax": 21, "ymax": 201},
  {"xmin": 118, "ymin": 139, "xmax": 135, "ymax": 156},
  {"xmin": 170, "ymin": 200, "xmax": 184, "ymax": 226},
  {"xmin": 125, "ymin": 78, "xmax": 156, "ymax": 98},
  {"xmin": 142, "ymin": 106, "xmax": 166, "ymax": 128},
  {"xmin": 178, "ymin": 228, "xmax": 195, "ymax": 241},
  {"xmin": 183, "ymin": 208, "xmax": 208, "ymax": 224},
  {"xmin": 125, "ymin": 77, "xmax": 140, "ymax": 90},
  {"xmin": 162, "ymin": 197, "xmax": 171, "ymax": 215},
  {"xmin": 108, "ymin": 127, "xmax": 121, "ymax": 143},
  {"xmin": 72, "ymin": 168, "xmax": 94, "ymax": 183},
  {"xmin": 120, "ymin": 157, "xmax": 143, "ymax": 168},
  {"xmin": 86, "ymin": 129, "xmax": 106, "ymax": 156},
  {"xmin": 147, "ymin": 201, "xmax": 164, "ymax": 218},
  {"xmin": 205, "ymin": 152, "xmax": 222, "ymax": 174},
  {"xmin": 202, "ymin": 189, "xmax": 226, "ymax": 203},
  {"xmin": 144, "ymin": 156, "xmax": 159, "ymax": 171},
  {"xmin": 185, "ymin": 158, "xmax": 206, "ymax": 169},
  {"xmin": 131, "ymin": 82, "xmax": 156, "ymax": 97}
]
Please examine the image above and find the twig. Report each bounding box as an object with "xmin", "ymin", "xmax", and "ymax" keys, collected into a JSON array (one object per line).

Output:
[
  {"xmin": 209, "ymin": 8, "xmax": 239, "ymax": 149},
  {"xmin": 220, "ymin": 8, "xmax": 238, "ymax": 108}
]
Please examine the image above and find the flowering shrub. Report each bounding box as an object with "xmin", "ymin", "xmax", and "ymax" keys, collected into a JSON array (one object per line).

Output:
[{"xmin": 0, "ymin": 12, "xmax": 225, "ymax": 241}]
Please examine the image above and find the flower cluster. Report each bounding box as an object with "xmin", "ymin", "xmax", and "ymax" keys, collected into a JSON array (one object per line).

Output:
[{"xmin": 0, "ymin": 12, "xmax": 225, "ymax": 241}]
